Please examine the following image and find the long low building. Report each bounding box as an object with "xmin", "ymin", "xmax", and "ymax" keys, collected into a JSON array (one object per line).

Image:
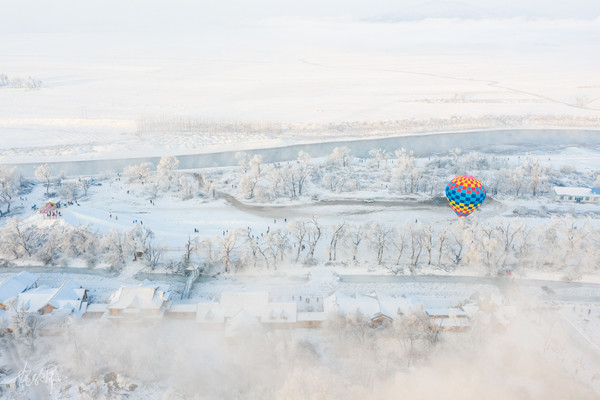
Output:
[{"xmin": 553, "ymin": 187, "xmax": 600, "ymax": 203}]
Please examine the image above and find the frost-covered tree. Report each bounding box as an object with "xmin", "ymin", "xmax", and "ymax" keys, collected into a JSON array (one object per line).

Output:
[
  {"xmin": 101, "ymin": 229, "xmax": 127, "ymax": 271},
  {"xmin": 157, "ymin": 155, "xmax": 180, "ymax": 191},
  {"xmin": 60, "ymin": 182, "xmax": 80, "ymax": 202},
  {"xmin": 391, "ymin": 148, "xmax": 419, "ymax": 193},
  {"xmin": 63, "ymin": 225, "xmax": 99, "ymax": 267},
  {"xmin": 327, "ymin": 146, "xmax": 351, "ymax": 168},
  {"xmin": 37, "ymin": 223, "xmax": 65, "ymax": 265},
  {"xmin": 240, "ymin": 155, "xmax": 263, "ymax": 199},
  {"xmin": 368, "ymin": 148, "xmax": 387, "ymax": 169},
  {"xmin": 125, "ymin": 225, "xmax": 155, "ymax": 261},
  {"xmin": 321, "ymin": 172, "xmax": 344, "ymax": 193},
  {"xmin": 123, "ymin": 162, "xmax": 152, "ymax": 182},
  {"xmin": 35, "ymin": 163, "xmax": 52, "ymax": 197},
  {"xmin": 0, "ymin": 218, "xmax": 41, "ymax": 258},
  {"xmin": 0, "ymin": 166, "xmax": 19, "ymax": 217}
]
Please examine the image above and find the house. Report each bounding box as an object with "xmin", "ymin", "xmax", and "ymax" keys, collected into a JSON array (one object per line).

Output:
[
  {"xmin": 261, "ymin": 303, "xmax": 297, "ymax": 325},
  {"xmin": 425, "ymin": 307, "xmax": 470, "ymax": 331},
  {"xmin": 16, "ymin": 280, "xmax": 87, "ymax": 315},
  {"xmin": 0, "ymin": 376, "xmax": 18, "ymax": 392},
  {"xmin": 553, "ymin": 187, "xmax": 600, "ymax": 203},
  {"xmin": 324, "ymin": 292, "xmax": 394, "ymax": 325},
  {"xmin": 196, "ymin": 302, "xmax": 226, "ymax": 325},
  {"xmin": 166, "ymin": 303, "xmax": 197, "ymax": 319},
  {"xmin": 82, "ymin": 303, "xmax": 108, "ymax": 318},
  {"xmin": 107, "ymin": 283, "xmax": 171, "ymax": 319},
  {"xmin": 219, "ymin": 292, "xmax": 269, "ymax": 318},
  {"xmin": 297, "ymin": 312, "xmax": 326, "ymax": 328},
  {"xmin": 0, "ymin": 271, "xmax": 38, "ymax": 309},
  {"xmin": 195, "ymin": 292, "xmax": 297, "ymax": 328}
]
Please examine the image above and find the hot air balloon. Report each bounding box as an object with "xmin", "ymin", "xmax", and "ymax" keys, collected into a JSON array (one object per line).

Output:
[{"xmin": 445, "ymin": 175, "xmax": 486, "ymax": 217}]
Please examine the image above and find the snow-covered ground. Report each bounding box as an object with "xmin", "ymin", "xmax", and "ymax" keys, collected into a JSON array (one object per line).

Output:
[{"xmin": 1, "ymin": 1, "xmax": 600, "ymax": 398}]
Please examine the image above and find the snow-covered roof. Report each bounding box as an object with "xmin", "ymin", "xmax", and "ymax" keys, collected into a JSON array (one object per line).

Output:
[
  {"xmin": 297, "ymin": 311, "xmax": 327, "ymax": 322},
  {"xmin": 413, "ymin": 296, "xmax": 462, "ymax": 309},
  {"xmin": 196, "ymin": 303, "xmax": 225, "ymax": 323},
  {"xmin": 85, "ymin": 303, "xmax": 108, "ymax": 313},
  {"xmin": 260, "ymin": 303, "xmax": 297, "ymax": 323},
  {"xmin": 0, "ymin": 271, "xmax": 38, "ymax": 304},
  {"xmin": 169, "ymin": 303, "xmax": 198, "ymax": 313},
  {"xmin": 15, "ymin": 280, "xmax": 85, "ymax": 313},
  {"xmin": 219, "ymin": 292, "xmax": 269, "ymax": 317},
  {"xmin": 327, "ymin": 292, "xmax": 389, "ymax": 320},
  {"xmin": 376, "ymin": 292, "xmax": 414, "ymax": 316},
  {"xmin": 16, "ymin": 285, "xmax": 55, "ymax": 313},
  {"xmin": 426, "ymin": 307, "xmax": 468, "ymax": 318},
  {"xmin": 438, "ymin": 318, "xmax": 470, "ymax": 329},
  {"xmin": 109, "ymin": 284, "xmax": 170, "ymax": 311},
  {"xmin": 47, "ymin": 280, "xmax": 86, "ymax": 312},
  {"xmin": 554, "ymin": 187, "xmax": 600, "ymax": 197},
  {"xmin": 225, "ymin": 309, "xmax": 263, "ymax": 337}
]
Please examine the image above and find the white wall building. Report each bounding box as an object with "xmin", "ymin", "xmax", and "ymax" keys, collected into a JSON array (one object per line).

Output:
[{"xmin": 553, "ymin": 187, "xmax": 600, "ymax": 203}]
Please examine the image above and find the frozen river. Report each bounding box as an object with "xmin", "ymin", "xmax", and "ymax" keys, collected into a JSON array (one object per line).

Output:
[{"xmin": 5, "ymin": 128, "xmax": 600, "ymax": 177}]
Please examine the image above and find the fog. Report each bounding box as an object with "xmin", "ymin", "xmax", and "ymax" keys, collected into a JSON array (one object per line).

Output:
[{"xmin": 7, "ymin": 296, "xmax": 595, "ymax": 399}]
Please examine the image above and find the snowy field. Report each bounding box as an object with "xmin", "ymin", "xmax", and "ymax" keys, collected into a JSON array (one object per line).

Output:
[
  {"xmin": 1, "ymin": 1, "xmax": 600, "ymax": 163},
  {"xmin": 1, "ymin": 0, "xmax": 600, "ymax": 399}
]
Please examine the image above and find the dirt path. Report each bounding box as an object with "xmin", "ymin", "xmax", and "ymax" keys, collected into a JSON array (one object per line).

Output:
[{"xmin": 215, "ymin": 191, "xmax": 504, "ymax": 218}]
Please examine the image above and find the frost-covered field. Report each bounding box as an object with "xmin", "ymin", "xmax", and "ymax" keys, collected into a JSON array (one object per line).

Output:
[{"xmin": 1, "ymin": 1, "xmax": 600, "ymax": 163}]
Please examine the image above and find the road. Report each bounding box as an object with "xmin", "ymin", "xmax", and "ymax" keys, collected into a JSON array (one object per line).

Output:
[{"xmin": 215, "ymin": 190, "xmax": 504, "ymax": 218}]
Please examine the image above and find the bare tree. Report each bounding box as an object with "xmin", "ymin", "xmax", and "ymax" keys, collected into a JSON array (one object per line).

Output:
[
  {"xmin": 198, "ymin": 237, "xmax": 219, "ymax": 271},
  {"xmin": 436, "ymin": 226, "xmax": 448, "ymax": 270},
  {"xmin": 368, "ymin": 222, "xmax": 393, "ymax": 265},
  {"xmin": 243, "ymin": 229, "xmax": 260, "ymax": 269},
  {"xmin": 349, "ymin": 224, "xmax": 364, "ymax": 262},
  {"xmin": 328, "ymin": 222, "xmax": 347, "ymax": 261},
  {"xmin": 392, "ymin": 226, "xmax": 408, "ymax": 266},
  {"xmin": 422, "ymin": 224, "xmax": 434, "ymax": 265},
  {"xmin": 11, "ymin": 306, "xmax": 43, "ymax": 349},
  {"xmin": 182, "ymin": 235, "xmax": 198, "ymax": 266},
  {"xmin": 288, "ymin": 220, "xmax": 308, "ymax": 263},
  {"xmin": 305, "ymin": 217, "xmax": 322, "ymax": 262},
  {"xmin": 220, "ymin": 229, "xmax": 241, "ymax": 272},
  {"xmin": 408, "ymin": 223, "xmax": 424, "ymax": 273},
  {"xmin": 144, "ymin": 242, "xmax": 164, "ymax": 270}
]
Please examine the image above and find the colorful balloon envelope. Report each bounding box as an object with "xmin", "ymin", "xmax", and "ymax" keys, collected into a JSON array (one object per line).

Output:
[{"xmin": 445, "ymin": 175, "xmax": 486, "ymax": 217}]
